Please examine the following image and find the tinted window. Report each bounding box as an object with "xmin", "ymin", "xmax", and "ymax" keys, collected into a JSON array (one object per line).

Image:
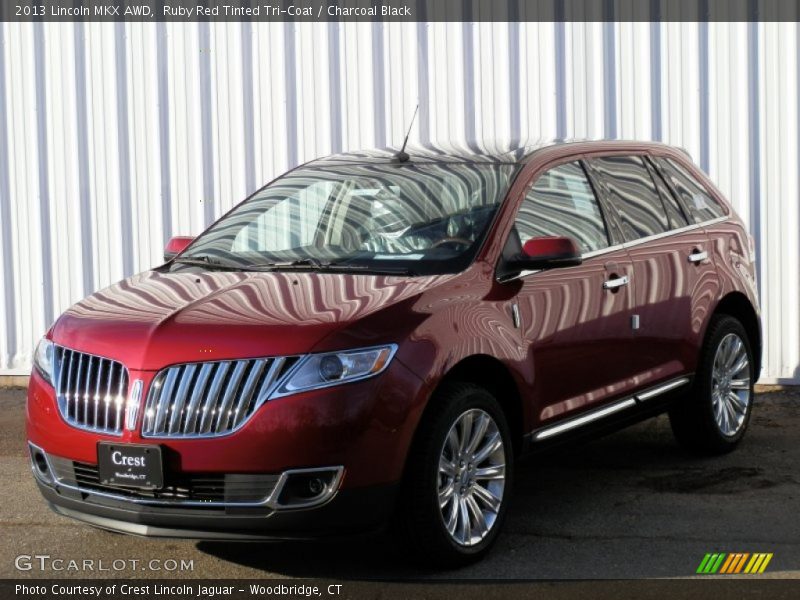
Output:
[
  {"xmin": 647, "ymin": 159, "xmax": 689, "ymax": 228},
  {"xmin": 514, "ymin": 161, "xmax": 609, "ymax": 254},
  {"xmin": 656, "ymin": 157, "xmax": 727, "ymax": 223},
  {"xmin": 589, "ymin": 155, "xmax": 669, "ymax": 241}
]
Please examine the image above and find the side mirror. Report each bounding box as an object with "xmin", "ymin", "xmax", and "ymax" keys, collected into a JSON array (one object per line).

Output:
[
  {"xmin": 164, "ymin": 236, "xmax": 194, "ymax": 262},
  {"xmin": 507, "ymin": 236, "xmax": 583, "ymax": 271}
]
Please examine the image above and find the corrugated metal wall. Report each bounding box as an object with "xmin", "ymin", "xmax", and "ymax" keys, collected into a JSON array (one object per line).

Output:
[{"xmin": 0, "ymin": 21, "xmax": 798, "ymax": 383}]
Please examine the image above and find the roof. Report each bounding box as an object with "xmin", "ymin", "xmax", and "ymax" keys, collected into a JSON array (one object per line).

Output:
[{"xmin": 307, "ymin": 138, "xmax": 685, "ymax": 166}]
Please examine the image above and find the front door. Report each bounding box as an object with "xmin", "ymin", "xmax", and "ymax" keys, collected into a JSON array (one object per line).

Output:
[{"xmin": 510, "ymin": 159, "xmax": 637, "ymax": 427}]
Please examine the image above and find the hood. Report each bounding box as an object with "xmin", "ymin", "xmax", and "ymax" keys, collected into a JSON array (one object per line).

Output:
[{"xmin": 52, "ymin": 269, "xmax": 456, "ymax": 370}]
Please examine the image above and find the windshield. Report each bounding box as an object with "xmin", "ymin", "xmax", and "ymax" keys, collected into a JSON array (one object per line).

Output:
[{"xmin": 172, "ymin": 162, "xmax": 518, "ymax": 276}]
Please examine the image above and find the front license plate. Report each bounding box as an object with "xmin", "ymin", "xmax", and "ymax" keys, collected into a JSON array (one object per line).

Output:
[{"xmin": 97, "ymin": 443, "xmax": 163, "ymax": 489}]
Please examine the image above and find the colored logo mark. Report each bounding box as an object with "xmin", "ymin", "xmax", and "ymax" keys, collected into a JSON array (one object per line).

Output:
[{"xmin": 696, "ymin": 553, "xmax": 773, "ymax": 574}]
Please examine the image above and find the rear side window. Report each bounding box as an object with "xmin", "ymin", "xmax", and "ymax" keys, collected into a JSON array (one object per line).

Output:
[
  {"xmin": 514, "ymin": 161, "xmax": 609, "ymax": 254},
  {"xmin": 588, "ymin": 155, "xmax": 669, "ymax": 241},
  {"xmin": 655, "ymin": 157, "xmax": 727, "ymax": 223},
  {"xmin": 647, "ymin": 159, "xmax": 689, "ymax": 229}
]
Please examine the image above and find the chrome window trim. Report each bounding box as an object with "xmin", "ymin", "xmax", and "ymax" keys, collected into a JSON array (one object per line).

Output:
[
  {"xmin": 503, "ymin": 216, "xmax": 728, "ymax": 283},
  {"xmin": 619, "ymin": 215, "xmax": 729, "ymax": 251},
  {"xmin": 580, "ymin": 243, "xmax": 626, "ymax": 260},
  {"xmin": 29, "ymin": 442, "xmax": 343, "ymax": 510}
]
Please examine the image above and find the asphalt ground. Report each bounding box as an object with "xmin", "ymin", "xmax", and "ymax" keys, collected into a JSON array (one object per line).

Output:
[{"xmin": 1, "ymin": 387, "xmax": 798, "ymax": 581}]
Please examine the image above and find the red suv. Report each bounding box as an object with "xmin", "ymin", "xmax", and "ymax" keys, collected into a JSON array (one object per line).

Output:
[{"xmin": 27, "ymin": 140, "xmax": 761, "ymax": 565}]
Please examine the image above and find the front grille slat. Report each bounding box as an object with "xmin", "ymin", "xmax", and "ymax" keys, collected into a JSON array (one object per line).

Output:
[
  {"xmin": 232, "ymin": 360, "xmax": 267, "ymax": 429},
  {"xmin": 214, "ymin": 361, "xmax": 248, "ymax": 433},
  {"xmin": 84, "ymin": 356, "xmax": 92, "ymax": 426},
  {"xmin": 256, "ymin": 356, "xmax": 288, "ymax": 408},
  {"xmin": 59, "ymin": 348, "xmax": 73, "ymax": 420},
  {"xmin": 153, "ymin": 368, "xmax": 180, "ymax": 434},
  {"xmin": 198, "ymin": 362, "xmax": 231, "ymax": 434},
  {"xmin": 103, "ymin": 358, "xmax": 113, "ymax": 430},
  {"xmin": 183, "ymin": 363, "xmax": 213, "ymax": 434},
  {"xmin": 93, "ymin": 358, "xmax": 103, "ymax": 427},
  {"xmin": 71, "ymin": 350, "xmax": 79, "ymax": 421},
  {"xmin": 75, "ymin": 353, "xmax": 85, "ymax": 425},
  {"xmin": 55, "ymin": 347, "xmax": 68, "ymax": 414},
  {"xmin": 54, "ymin": 346, "xmax": 128, "ymax": 436},
  {"xmin": 169, "ymin": 364, "xmax": 197, "ymax": 434},
  {"xmin": 115, "ymin": 362, "xmax": 125, "ymax": 429},
  {"xmin": 142, "ymin": 356, "xmax": 296, "ymax": 439}
]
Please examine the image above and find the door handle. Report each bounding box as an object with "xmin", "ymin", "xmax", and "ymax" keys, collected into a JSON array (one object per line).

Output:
[
  {"xmin": 688, "ymin": 250, "xmax": 708, "ymax": 263},
  {"xmin": 603, "ymin": 275, "xmax": 629, "ymax": 290}
]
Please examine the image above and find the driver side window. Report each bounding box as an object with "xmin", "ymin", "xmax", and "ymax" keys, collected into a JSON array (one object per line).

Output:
[{"xmin": 514, "ymin": 161, "xmax": 609, "ymax": 254}]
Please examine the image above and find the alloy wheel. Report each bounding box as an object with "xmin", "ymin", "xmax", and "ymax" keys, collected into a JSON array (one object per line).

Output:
[
  {"xmin": 437, "ymin": 408, "xmax": 506, "ymax": 546},
  {"xmin": 711, "ymin": 332, "xmax": 752, "ymax": 437}
]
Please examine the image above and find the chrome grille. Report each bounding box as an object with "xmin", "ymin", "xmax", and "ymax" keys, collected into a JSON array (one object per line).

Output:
[
  {"xmin": 53, "ymin": 346, "xmax": 129, "ymax": 435},
  {"xmin": 141, "ymin": 357, "xmax": 296, "ymax": 438}
]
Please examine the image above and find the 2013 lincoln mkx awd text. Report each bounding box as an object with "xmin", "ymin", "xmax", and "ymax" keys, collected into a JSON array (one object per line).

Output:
[{"xmin": 27, "ymin": 140, "xmax": 761, "ymax": 566}]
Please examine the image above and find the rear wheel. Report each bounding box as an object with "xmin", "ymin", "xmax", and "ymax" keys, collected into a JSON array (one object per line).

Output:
[
  {"xmin": 398, "ymin": 383, "xmax": 513, "ymax": 567},
  {"xmin": 670, "ymin": 315, "xmax": 755, "ymax": 454}
]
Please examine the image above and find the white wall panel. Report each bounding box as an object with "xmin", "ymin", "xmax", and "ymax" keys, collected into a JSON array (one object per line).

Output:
[
  {"xmin": 518, "ymin": 23, "xmax": 557, "ymax": 140},
  {"xmin": 617, "ymin": 22, "xmax": 653, "ymax": 139},
  {"xmin": 565, "ymin": 22, "xmax": 605, "ymax": 139},
  {"xmin": 0, "ymin": 21, "xmax": 798, "ymax": 383},
  {"xmin": 759, "ymin": 23, "xmax": 800, "ymax": 382}
]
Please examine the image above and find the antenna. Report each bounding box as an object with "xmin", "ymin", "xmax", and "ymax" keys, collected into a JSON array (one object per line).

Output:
[{"xmin": 394, "ymin": 104, "xmax": 419, "ymax": 162}]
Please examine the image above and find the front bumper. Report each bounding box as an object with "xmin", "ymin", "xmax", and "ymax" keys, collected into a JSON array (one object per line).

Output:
[
  {"xmin": 26, "ymin": 357, "xmax": 426, "ymax": 538},
  {"xmin": 36, "ymin": 478, "xmax": 396, "ymax": 540}
]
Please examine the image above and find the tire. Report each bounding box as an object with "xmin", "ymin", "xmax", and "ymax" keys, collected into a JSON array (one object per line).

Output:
[
  {"xmin": 397, "ymin": 382, "xmax": 514, "ymax": 568},
  {"xmin": 669, "ymin": 314, "xmax": 755, "ymax": 455}
]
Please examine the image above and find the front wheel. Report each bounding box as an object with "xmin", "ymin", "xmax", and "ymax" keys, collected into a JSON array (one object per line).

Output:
[
  {"xmin": 398, "ymin": 383, "xmax": 514, "ymax": 567},
  {"xmin": 670, "ymin": 315, "xmax": 755, "ymax": 454}
]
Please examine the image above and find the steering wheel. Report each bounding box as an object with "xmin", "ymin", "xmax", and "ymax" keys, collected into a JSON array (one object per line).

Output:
[{"xmin": 430, "ymin": 237, "xmax": 473, "ymax": 249}]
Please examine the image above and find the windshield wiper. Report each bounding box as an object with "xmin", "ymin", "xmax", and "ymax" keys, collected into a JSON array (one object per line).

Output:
[
  {"xmin": 322, "ymin": 263, "xmax": 417, "ymax": 276},
  {"xmin": 245, "ymin": 259, "xmax": 416, "ymax": 276},
  {"xmin": 171, "ymin": 256, "xmax": 241, "ymax": 271},
  {"xmin": 254, "ymin": 258, "xmax": 327, "ymax": 269}
]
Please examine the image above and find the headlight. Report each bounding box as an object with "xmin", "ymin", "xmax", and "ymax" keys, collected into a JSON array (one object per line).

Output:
[
  {"xmin": 33, "ymin": 338, "xmax": 55, "ymax": 386},
  {"xmin": 273, "ymin": 345, "xmax": 397, "ymax": 397}
]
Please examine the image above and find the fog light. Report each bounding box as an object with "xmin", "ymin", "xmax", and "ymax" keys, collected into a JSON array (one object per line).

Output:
[
  {"xmin": 274, "ymin": 467, "xmax": 343, "ymax": 509},
  {"xmin": 307, "ymin": 477, "xmax": 325, "ymax": 496},
  {"xmin": 29, "ymin": 444, "xmax": 53, "ymax": 484},
  {"xmin": 35, "ymin": 453, "xmax": 47, "ymax": 473}
]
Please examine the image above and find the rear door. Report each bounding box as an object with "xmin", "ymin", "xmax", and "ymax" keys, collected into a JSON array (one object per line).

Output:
[
  {"xmin": 585, "ymin": 154, "xmax": 717, "ymax": 389},
  {"xmin": 651, "ymin": 154, "xmax": 727, "ymax": 362},
  {"xmin": 509, "ymin": 159, "xmax": 638, "ymax": 425}
]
